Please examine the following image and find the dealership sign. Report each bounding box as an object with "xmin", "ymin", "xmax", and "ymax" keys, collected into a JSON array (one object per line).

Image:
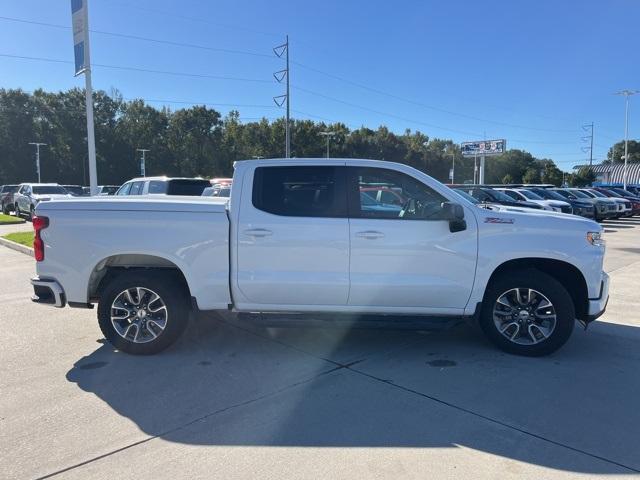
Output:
[
  {"xmin": 461, "ymin": 139, "xmax": 506, "ymax": 157},
  {"xmin": 71, "ymin": 0, "xmax": 88, "ymax": 75}
]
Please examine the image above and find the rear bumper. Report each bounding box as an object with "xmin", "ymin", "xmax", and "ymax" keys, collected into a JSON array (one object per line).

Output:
[
  {"xmin": 30, "ymin": 276, "xmax": 66, "ymax": 308},
  {"xmin": 586, "ymin": 272, "xmax": 609, "ymax": 322}
]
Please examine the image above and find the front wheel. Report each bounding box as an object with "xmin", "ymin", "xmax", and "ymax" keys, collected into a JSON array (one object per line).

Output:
[
  {"xmin": 97, "ymin": 271, "xmax": 190, "ymax": 355},
  {"xmin": 480, "ymin": 270, "xmax": 575, "ymax": 356}
]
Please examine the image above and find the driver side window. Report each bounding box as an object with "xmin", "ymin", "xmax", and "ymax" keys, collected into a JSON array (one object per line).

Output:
[{"xmin": 348, "ymin": 167, "xmax": 447, "ymax": 220}]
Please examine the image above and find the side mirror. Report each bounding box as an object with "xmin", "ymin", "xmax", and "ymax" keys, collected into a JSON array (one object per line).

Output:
[{"xmin": 441, "ymin": 201, "xmax": 467, "ymax": 233}]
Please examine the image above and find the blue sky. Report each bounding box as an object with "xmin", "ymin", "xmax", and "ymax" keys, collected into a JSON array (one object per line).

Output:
[{"xmin": 1, "ymin": 0, "xmax": 638, "ymax": 170}]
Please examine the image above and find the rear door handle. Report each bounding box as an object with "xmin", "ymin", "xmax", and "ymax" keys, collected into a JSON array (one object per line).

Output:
[
  {"xmin": 355, "ymin": 230, "xmax": 385, "ymax": 239},
  {"xmin": 243, "ymin": 228, "xmax": 273, "ymax": 237}
]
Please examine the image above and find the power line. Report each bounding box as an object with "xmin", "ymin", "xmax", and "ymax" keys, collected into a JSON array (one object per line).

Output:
[
  {"xmin": 0, "ymin": 53, "xmax": 273, "ymax": 83},
  {"xmin": 0, "ymin": 15, "xmax": 582, "ymax": 135},
  {"xmin": 0, "ymin": 16, "xmax": 275, "ymax": 60},
  {"xmin": 291, "ymin": 60, "xmax": 579, "ymax": 134}
]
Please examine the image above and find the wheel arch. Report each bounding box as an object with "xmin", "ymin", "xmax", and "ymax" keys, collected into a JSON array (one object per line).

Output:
[
  {"xmin": 484, "ymin": 258, "xmax": 589, "ymax": 321},
  {"xmin": 88, "ymin": 254, "xmax": 192, "ymax": 304}
]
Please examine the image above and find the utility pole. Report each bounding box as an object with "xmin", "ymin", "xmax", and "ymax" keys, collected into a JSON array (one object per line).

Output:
[
  {"xmin": 136, "ymin": 149, "xmax": 150, "ymax": 177},
  {"xmin": 581, "ymin": 122, "xmax": 594, "ymax": 167},
  {"xmin": 448, "ymin": 150, "xmax": 456, "ymax": 183},
  {"xmin": 319, "ymin": 131, "xmax": 336, "ymax": 158},
  {"xmin": 615, "ymin": 90, "xmax": 638, "ymax": 189},
  {"xmin": 28, "ymin": 142, "xmax": 47, "ymax": 183},
  {"xmin": 273, "ymin": 35, "xmax": 290, "ymax": 158},
  {"xmin": 71, "ymin": 0, "xmax": 98, "ymax": 195}
]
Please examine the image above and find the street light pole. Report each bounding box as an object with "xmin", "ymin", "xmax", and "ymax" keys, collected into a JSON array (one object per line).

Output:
[
  {"xmin": 615, "ymin": 90, "xmax": 638, "ymax": 190},
  {"xmin": 319, "ymin": 131, "xmax": 336, "ymax": 158},
  {"xmin": 136, "ymin": 148, "xmax": 150, "ymax": 177},
  {"xmin": 28, "ymin": 142, "xmax": 47, "ymax": 183}
]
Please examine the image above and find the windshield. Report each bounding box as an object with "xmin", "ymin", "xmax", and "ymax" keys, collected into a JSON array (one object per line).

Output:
[
  {"xmin": 587, "ymin": 189, "xmax": 607, "ymax": 198},
  {"xmin": 532, "ymin": 188, "xmax": 565, "ymax": 201},
  {"xmin": 64, "ymin": 186, "xmax": 85, "ymax": 195},
  {"xmin": 166, "ymin": 180, "xmax": 211, "ymax": 196},
  {"xmin": 452, "ymin": 189, "xmax": 479, "ymax": 204},
  {"xmin": 609, "ymin": 188, "xmax": 633, "ymax": 197},
  {"xmin": 32, "ymin": 186, "xmax": 68, "ymax": 195},
  {"xmin": 518, "ymin": 189, "xmax": 544, "ymax": 200},
  {"xmin": 488, "ymin": 189, "xmax": 518, "ymax": 202}
]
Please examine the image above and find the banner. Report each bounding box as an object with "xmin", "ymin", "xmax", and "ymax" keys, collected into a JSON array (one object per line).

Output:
[
  {"xmin": 71, "ymin": 0, "xmax": 88, "ymax": 75},
  {"xmin": 461, "ymin": 139, "xmax": 506, "ymax": 157}
]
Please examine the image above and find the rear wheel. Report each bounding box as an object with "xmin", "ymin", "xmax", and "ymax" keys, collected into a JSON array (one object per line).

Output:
[
  {"xmin": 97, "ymin": 271, "xmax": 190, "ymax": 355},
  {"xmin": 480, "ymin": 270, "xmax": 575, "ymax": 356},
  {"xmin": 1, "ymin": 202, "xmax": 8, "ymax": 214}
]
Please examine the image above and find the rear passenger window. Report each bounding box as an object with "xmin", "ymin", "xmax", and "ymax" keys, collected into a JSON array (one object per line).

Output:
[
  {"xmin": 252, "ymin": 166, "xmax": 346, "ymax": 217},
  {"xmin": 148, "ymin": 181, "xmax": 167, "ymax": 194}
]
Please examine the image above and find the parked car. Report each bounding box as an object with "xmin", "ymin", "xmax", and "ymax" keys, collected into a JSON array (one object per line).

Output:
[
  {"xmin": 526, "ymin": 187, "xmax": 594, "ymax": 219},
  {"xmin": 96, "ymin": 185, "xmax": 120, "ymax": 196},
  {"xmin": 551, "ymin": 188, "xmax": 615, "ymax": 222},
  {"xmin": 579, "ymin": 189, "xmax": 631, "ymax": 218},
  {"xmin": 452, "ymin": 186, "xmax": 544, "ymax": 210},
  {"xmin": 62, "ymin": 185, "xmax": 89, "ymax": 197},
  {"xmin": 15, "ymin": 183, "xmax": 72, "ymax": 219},
  {"xmin": 115, "ymin": 177, "xmax": 211, "ymax": 196},
  {"xmin": 452, "ymin": 188, "xmax": 547, "ymax": 214},
  {"xmin": 31, "ymin": 158, "xmax": 608, "ymax": 357},
  {"xmin": 495, "ymin": 188, "xmax": 571, "ymax": 213},
  {"xmin": 0, "ymin": 184, "xmax": 19, "ymax": 214},
  {"xmin": 591, "ymin": 187, "xmax": 639, "ymax": 216}
]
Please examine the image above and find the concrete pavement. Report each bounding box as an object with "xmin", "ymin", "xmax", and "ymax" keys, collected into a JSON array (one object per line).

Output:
[{"xmin": 1, "ymin": 219, "xmax": 639, "ymax": 479}]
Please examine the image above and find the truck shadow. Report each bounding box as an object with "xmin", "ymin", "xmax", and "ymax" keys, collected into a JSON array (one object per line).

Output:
[{"xmin": 66, "ymin": 314, "xmax": 640, "ymax": 474}]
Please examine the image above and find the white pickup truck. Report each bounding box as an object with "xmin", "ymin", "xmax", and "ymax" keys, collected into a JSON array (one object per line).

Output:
[{"xmin": 30, "ymin": 158, "xmax": 609, "ymax": 356}]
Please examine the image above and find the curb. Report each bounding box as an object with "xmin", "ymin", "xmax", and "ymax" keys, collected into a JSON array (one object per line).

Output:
[
  {"xmin": 0, "ymin": 236, "xmax": 34, "ymax": 257},
  {"xmin": 0, "ymin": 221, "xmax": 26, "ymax": 225}
]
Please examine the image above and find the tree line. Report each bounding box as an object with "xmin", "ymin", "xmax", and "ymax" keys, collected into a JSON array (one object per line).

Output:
[{"xmin": 0, "ymin": 88, "xmax": 633, "ymax": 187}]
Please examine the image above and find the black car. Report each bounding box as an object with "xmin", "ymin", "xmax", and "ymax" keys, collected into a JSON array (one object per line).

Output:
[
  {"xmin": 527, "ymin": 187, "xmax": 595, "ymax": 219},
  {"xmin": 452, "ymin": 186, "xmax": 544, "ymax": 209}
]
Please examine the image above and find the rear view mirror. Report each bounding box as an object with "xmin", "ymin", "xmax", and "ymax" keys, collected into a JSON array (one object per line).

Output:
[{"xmin": 441, "ymin": 202, "xmax": 466, "ymax": 233}]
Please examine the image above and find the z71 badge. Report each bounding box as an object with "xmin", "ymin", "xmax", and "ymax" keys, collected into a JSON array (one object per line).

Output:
[{"xmin": 485, "ymin": 217, "xmax": 515, "ymax": 224}]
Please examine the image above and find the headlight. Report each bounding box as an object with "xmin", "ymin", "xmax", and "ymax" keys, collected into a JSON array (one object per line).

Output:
[{"xmin": 587, "ymin": 231, "xmax": 605, "ymax": 246}]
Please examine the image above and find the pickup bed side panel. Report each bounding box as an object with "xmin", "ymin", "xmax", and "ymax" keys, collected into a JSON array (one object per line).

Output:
[{"xmin": 36, "ymin": 209, "xmax": 231, "ymax": 310}]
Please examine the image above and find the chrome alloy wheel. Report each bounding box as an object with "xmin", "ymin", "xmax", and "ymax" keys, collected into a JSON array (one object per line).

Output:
[
  {"xmin": 493, "ymin": 288, "xmax": 557, "ymax": 345},
  {"xmin": 110, "ymin": 287, "xmax": 168, "ymax": 344}
]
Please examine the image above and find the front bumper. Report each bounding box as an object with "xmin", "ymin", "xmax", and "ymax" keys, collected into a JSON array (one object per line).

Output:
[
  {"xmin": 30, "ymin": 276, "xmax": 66, "ymax": 308},
  {"xmin": 586, "ymin": 272, "xmax": 609, "ymax": 322}
]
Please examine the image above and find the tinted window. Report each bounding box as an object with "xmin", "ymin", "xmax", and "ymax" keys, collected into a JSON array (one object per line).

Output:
[
  {"xmin": 2, "ymin": 185, "xmax": 18, "ymax": 193},
  {"xmin": 129, "ymin": 181, "xmax": 145, "ymax": 195},
  {"xmin": 117, "ymin": 182, "xmax": 132, "ymax": 195},
  {"xmin": 32, "ymin": 186, "xmax": 68, "ymax": 194},
  {"xmin": 252, "ymin": 166, "xmax": 345, "ymax": 217},
  {"xmin": 501, "ymin": 190, "xmax": 521, "ymax": 200},
  {"xmin": 100, "ymin": 186, "xmax": 119, "ymax": 195},
  {"xmin": 148, "ymin": 181, "xmax": 168, "ymax": 194},
  {"xmin": 350, "ymin": 167, "xmax": 447, "ymax": 220},
  {"xmin": 166, "ymin": 180, "xmax": 210, "ymax": 196},
  {"xmin": 518, "ymin": 189, "xmax": 544, "ymax": 200}
]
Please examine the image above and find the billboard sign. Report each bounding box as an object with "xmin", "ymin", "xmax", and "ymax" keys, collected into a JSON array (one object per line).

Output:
[
  {"xmin": 71, "ymin": 0, "xmax": 88, "ymax": 75},
  {"xmin": 461, "ymin": 139, "xmax": 506, "ymax": 157}
]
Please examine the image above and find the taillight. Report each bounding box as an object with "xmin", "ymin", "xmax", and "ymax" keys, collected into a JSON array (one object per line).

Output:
[{"xmin": 32, "ymin": 215, "xmax": 49, "ymax": 262}]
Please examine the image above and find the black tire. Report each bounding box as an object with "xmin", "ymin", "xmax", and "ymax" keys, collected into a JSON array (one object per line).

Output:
[
  {"xmin": 479, "ymin": 269, "xmax": 575, "ymax": 357},
  {"xmin": 97, "ymin": 271, "xmax": 190, "ymax": 355},
  {"xmin": 1, "ymin": 203, "xmax": 8, "ymax": 215},
  {"xmin": 29, "ymin": 205, "xmax": 35, "ymax": 221}
]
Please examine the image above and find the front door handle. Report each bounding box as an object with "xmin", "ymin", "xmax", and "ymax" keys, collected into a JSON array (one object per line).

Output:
[
  {"xmin": 355, "ymin": 230, "xmax": 385, "ymax": 239},
  {"xmin": 243, "ymin": 228, "xmax": 273, "ymax": 237}
]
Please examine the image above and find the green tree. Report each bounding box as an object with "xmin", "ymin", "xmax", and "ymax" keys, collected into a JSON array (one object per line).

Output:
[
  {"xmin": 501, "ymin": 173, "xmax": 514, "ymax": 184},
  {"xmin": 570, "ymin": 167, "xmax": 596, "ymax": 187}
]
